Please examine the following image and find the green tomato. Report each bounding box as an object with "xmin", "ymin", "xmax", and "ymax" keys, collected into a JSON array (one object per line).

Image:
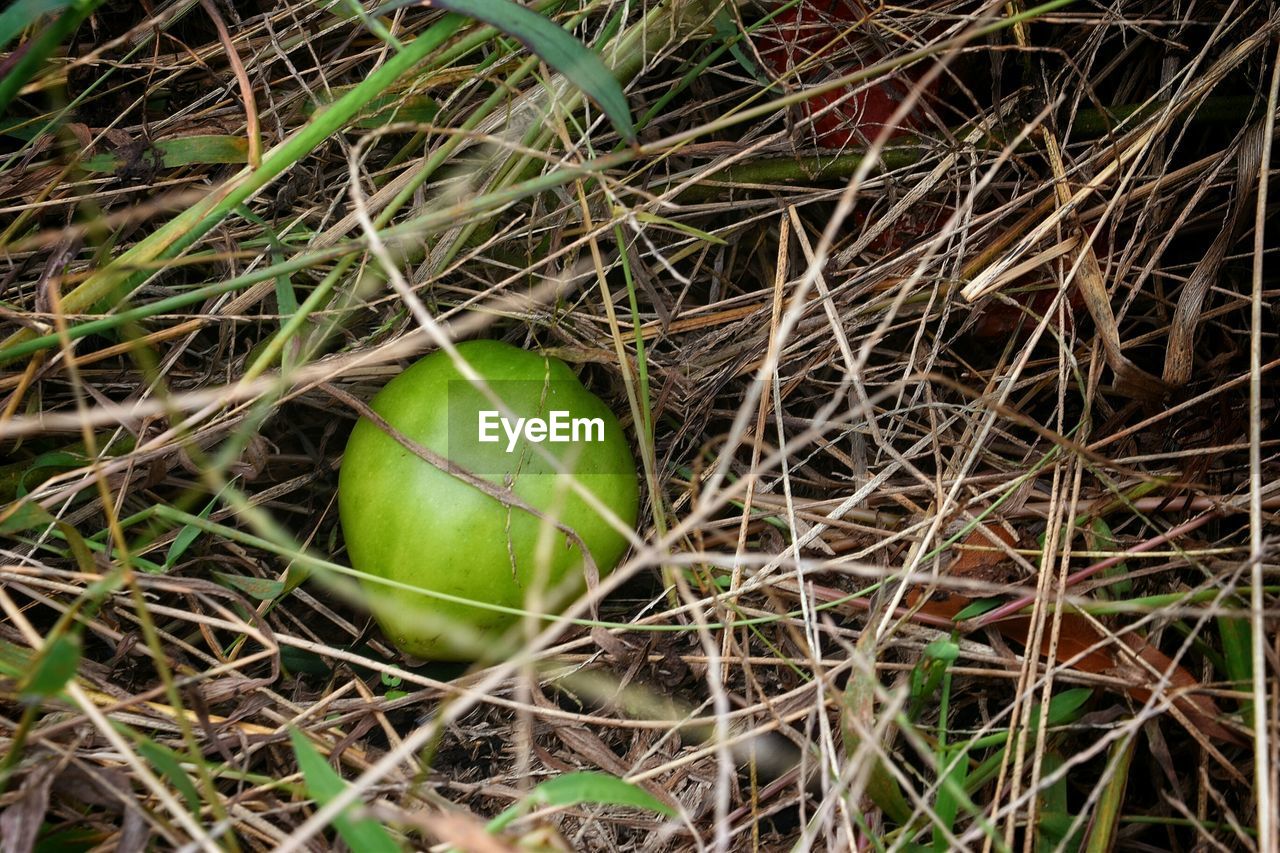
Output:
[{"xmin": 338, "ymin": 340, "xmax": 639, "ymax": 661}]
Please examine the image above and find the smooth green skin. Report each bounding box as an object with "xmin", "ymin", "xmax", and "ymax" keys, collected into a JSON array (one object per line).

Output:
[{"xmin": 338, "ymin": 340, "xmax": 639, "ymax": 661}]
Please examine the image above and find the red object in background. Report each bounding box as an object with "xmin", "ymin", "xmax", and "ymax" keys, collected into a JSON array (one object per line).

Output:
[
  {"xmin": 756, "ymin": 1, "xmax": 935, "ymax": 147},
  {"xmin": 968, "ymin": 231, "xmax": 1108, "ymax": 340},
  {"xmin": 756, "ymin": 3, "xmax": 1081, "ymax": 338},
  {"xmin": 967, "ymin": 282, "xmax": 1088, "ymax": 340},
  {"xmin": 848, "ymin": 202, "xmax": 950, "ymax": 255}
]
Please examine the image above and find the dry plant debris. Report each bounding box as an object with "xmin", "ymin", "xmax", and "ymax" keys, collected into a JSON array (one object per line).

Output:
[{"xmin": 1, "ymin": 0, "xmax": 1278, "ymax": 850}]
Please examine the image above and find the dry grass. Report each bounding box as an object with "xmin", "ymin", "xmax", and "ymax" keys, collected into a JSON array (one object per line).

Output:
[{"xmin": 1, "ymin": 0, "xmax": 1278, "ymax": 850}]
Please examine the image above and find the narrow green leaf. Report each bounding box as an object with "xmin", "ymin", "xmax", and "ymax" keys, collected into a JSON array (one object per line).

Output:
[
  {"xmin": 952, "ymin": 598, "xmax": 1002, "ymax": 621},
  {"xmin": 0, "ymin": 0, "xmax": 73, "ymax": 53},
  {"xmin": 933, "ymin": 747, "xmax": 969, "ymax": 852},
  {"xmin": 14, "ymin": 450, "xmax": 84, "ymax": 497},
  {"xmin": 924, "ymin": 639, "xmax": 960, "ymax": 663},
  {"xmin": 1042, "ymin": 687, "xmax": 1093, "ymax": 725},
  {"xmin": 79, "ymin": 135, "xmax": 250, "ymax": 173},
  {"xmin": 713, "ymin": 6, "xmax": 769, "ymax": 88},
  {"xmin": 1, "ymin": 501, "xmax": 96, "ymax": 573},
  {"xmin": 280, "ymin": 646, "xmax": 333, "ymax": 677},
  {"xmin": 301, "ymin": 87, "xmax": 440, "ymax": 129},
  {"xmin": 862, "ymin": 756, "xmax": 913, "ymax": 826},
  {"xmin": 30, "ymin": 825, "xmax": 98, "ymax": 853},
  {"xmin": 486, "ymin": 771, "xmax": 674, "ymax": 832},
  {"xmin": 0, "ymin": 13, "xmax": 464, "ymax": 330},
  {"xmin": 164, "ymin": 492, "xmax": 220, "ymax": 570},
  {"xmin": 966, "ymin": 689, "xmax": 1095, "ymax": 791},
  {"xmin": 19, "ymin": 633, "xmax": 81, "ymax": 701},
  {"xmin": 1088, "ymin": 517, "xmax": 1132, "ymax": 596},
  {"xmin": 0, "ymin": 1, "xmax": 102, "ymax": 115},
  {"xmin": 0, "ymin": 500, "xmax": 57, "ymax": 535},
  {"xmin": 137, "ymin": 739, "xmax": 203, "ymax": 814},
  {"xmin": 1218, "ymin": 616, "xmax": 1252, "ymax": 687},
  {"xmin": 375, "ymin": 0, "xmax": 635, "ymax": 142},
  {"xmin": 1218, "ymin": 614, "xmax": 1253, "ymax": 723},
  {"xmin": 0, "ymin": 638, "xmax": 35, "ymax": 679},
  {"xmin": 213, "ymin": 572, "xmax": 285, "ymax": 602},
  {"xmin": 630, "ymin": 210, "xmax": 728, "ymax": 245},
  {"xmin": 288, "ymin": 728, "xmax": 402, "ymax": 853},
  {"xmin": 0, "ymin": 254, "xmax": 325, "ymax": 366},
  {"xmin": 842, "ymin": 632, "xmax": 913, "ymax": 825},
  {"xmin": 1082, "ymin": 735, "xmax": 1137, "ymax": 853},
  {"xmin": 1036, "ymin": 752, "xmax": 1083, "ymax": 852}
]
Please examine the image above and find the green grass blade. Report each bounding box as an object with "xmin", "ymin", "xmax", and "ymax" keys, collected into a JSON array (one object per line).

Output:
[
  {"xmin": 1218, "ymin": 614, "xmax": 1253, "ymax": 723},
  {"xmin": 288, "ymin": 728, "xmax": 402, "ymax": 853},
  {"xmin": 0, "ymin": 12, "xmax": 464, "ymax": 342},
  {"xmin": 486, "ymin": 771, "xmax": 674, "ymax": 833},
  {"xmin": 136, "ymin": 739, "xmax": 203, "ymax": 814},
  {"xmin": 0, "ymin": 249, "xmax": 341, "ymax": 366},
  {"xmin": 842, "ymin": 647, "xmax": 913, "ymax": 825},
  {"xmin": 933, "ymin": 747, "xmax": 969, "ymax": 852},
  {"xmin": 163, "ymin": 491, "xmax": 220, "ymax": 571},
  {"xmin": 18, "ymin": 633, "xmax": 81, "ymax": 701},
  {"xmin": 0, "ymin": 0, "xmax": 73, "ymax": 50},
  {"xmin": 377, "ymin": 0, "xmax": 636, "ymax": 141},
  {"xmin": 212, "ymin": 572, "xmax": 285, "ymax": 601},
  {"xmin": 79, "ymin": 135, "xmax": 250, "ymax": 172},
  {"xmin": 0, "ymin": 0, "xmax": 100, "ymax": 114},
  {"xmin": 1083, "ymin": 735, "xmax": 1137, "ymax": 853}
]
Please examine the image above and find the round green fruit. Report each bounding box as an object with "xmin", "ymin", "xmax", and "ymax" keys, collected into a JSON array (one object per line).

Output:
[{"xmin": 337, "ymin": 340, "xmax": 639, "ymax": 661}]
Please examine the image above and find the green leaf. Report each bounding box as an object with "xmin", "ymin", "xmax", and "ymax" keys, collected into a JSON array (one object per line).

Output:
[
  {"xmin": 952, "ymin": 598, "xmax": 1002, "ymax": 621},
  {"xmin": 32, "ymin": 825, "xmax": 98, "ymax": 853},
  {"xmin": 19, "ymin": 633, "xmax": 81, "ymax": 702},
  {"xmin": 842, "ymin": 633, "xmax": 913, "ymax": 825},
  {"xmin": 1041, "ymin": 687, "xmax": 1093, "ymax": 726},
  {"xmin": 301, "ymin": 86, "xmax": 440, "ymax": 129},
  {"xmin": 213, "ymin": 572, "xmax": 285, "ymax": 602},
  {"xmin": 933, "ymin": 747, "xmax": 969, "ymax": 852},
  {"xmin": 713, "ymin": 6, "xmax": 770, "ymax": 89},
  {"xmin": 1082, "ymin": 735, "xmax": 1137, "ymax": 853},
  {"xmin": 281, "ymin": 645, "xmax": 333, "ymax": 678},
  {"xmin": 0, "ymin": 638, "xmax": 35, "ymax": 679},
  {"xmin": 0, "ymin": 500, "xmax": 57, "ymax": 535},
  {"xmin": 909, "ymin": 642, "xmax": 954, "ymax": 720},
  {"xmin": 375, "ymin": 0, "xmax": 635, "ymax": 142},
  {"xmin": 164, "ymin": 492, "xmax": 221, "ymax": 570},
  {"xmin": 966, "ymin": 689, "xmax": 1096, "ymax": 792},
  {"xmin": 13, "ymin": 13, "xmax": 462, "ymax": 322},
  {"xmin": 1035, "ymin": 752, "xmax": 1084, "ymax": 852},
  {"xmin": 1218, "ymin": 615, "xmax": 1252, "ymax": 687},
  {"xmin": 0, "ymin": 0, "xmax": 73, "ymax": 52},
  {"xmin": 629, "ymin": 210, "xmax": 728, "ymax": 245},
  {"xmin": 1217, "ymin": 612, "xmax": 1254, "ymax": 724},
  {"xmin": 14, "ymin": 450, "xmax": 84, "ymax": 497},
  {"xmin": 288, "ymin": 728, "xmax": 402, "ymax": 853},
  {"xmin": 924, "ymin": 639, "xmax": 960, "ymax": 663},
  {"xmin": 0, "ymin": 1, "xmax": 105, "ymax": 116},
  {"xmin": 486, "ymin": 771, "xmax": 674, "ymax": 833},
  {"xmin": 79, "ymin": 135, "xmax": 249, "ymax": 173},
  {"xmin": 137, "ymin": 739, "xmax": 203, "ymax": 814},
  {"xmin": 0, "ymin": 501, "xmax": 96, "ymax": 573}
]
